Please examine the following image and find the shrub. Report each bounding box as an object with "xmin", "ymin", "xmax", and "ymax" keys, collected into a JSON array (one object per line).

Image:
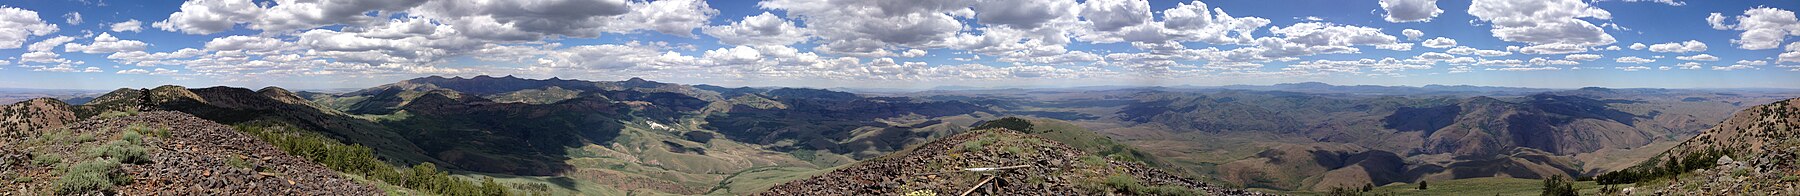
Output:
[
  {"xmin": 1417, "ymin": 181, "xmax": 1427, "ymax": 190},
  {"xmin": 75, "ymin": 133, "xmax": 97, "ymax": 143},
  {"xmin": 121, "ymin": 130, "xmax": 143, "ymax": 144},
  {"xmin": 33, "ymin": 153, "xmax": 62, "ymax": 166},
  {"xmin": 904, "ymin": 190, "xmax": 937, "ymax": 196},
  {"xmin": 56, "ymin": 158, "xmax": 129, "ymax": 195},
  {"xmin": 973, "ymin": 117, "xmax": 1034, "ymax": 133},
  {"xmin": 233, "ymin": 123, "xmax": 514, "ymax": 195},
  {"xmin": 1098, "ymin": 174, "xmax": 1203, "ymax": 196},
  {"xmin": 83, "ymin": 140, "xmax": 148, "ymax": 164},
  {"xmin": 1541, "ymin": 175, "xmax": 1576, "ymax": 196}
]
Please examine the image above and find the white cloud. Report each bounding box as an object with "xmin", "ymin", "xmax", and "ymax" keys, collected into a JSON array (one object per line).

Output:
[
  {"xmin": 1675, "ymin": 54, "xmax": 1718, "ymax": 61},
  {"xmin": 1518, "ymin": 43, "xmax": 1587, "ymax": 54},
  {"xmin": 1262, "ymin": 22, "xmax": 1401, "ymax": 54},
  {"xmin": 765, "ymin": 0, "xmax": 967, "ymax": 55},
  {"xmin": 1565, "ymin": 54, "xmax": 1602, "ymax": 61},
  {"xmin": 1603, "ymin": 0, "xmax": 1684, "ymax": 6},
  {"xmin": 154, "ymin": 0, "xmax": 714, "ymax": 39},
  {"xmin": 1782, "ymin": 42, "xmax": 1800, "ymax": 63},
  {"xmin": 205, "ymin": 35, "xmax": 289, "ymax": 52},
  {"xmin": 152, "ymin": 0, "xmax": 264, "ymax": 34},
  {"xmin": 28, "ymin": 36, "xmax": 76, "ymax": 52},
  {"xmin": 703, "ymin": 12, "xmax": 811, "ymax": 46},
  {"xmin": 1677, "ymin": 62, "xmax": 1702, "ymax": 69},
  {"xmin": 1421, "ymin": 37, "xmax": 1456, "ymax": 48},
  {"xmin": 974, "ymin": 0, "xmax": 1078, "ymax": 29},
  {"xmin": 62, "ymin": 12, "xmax": 81, "ymax": 25},
  {"xmin": 1402, "ymin": 29, "xmax": 1423, "ymax": 40},
  {"xmin": 1615, "ymin": 56, "xmax": 1655, "ymax": 64},
  {"xmin": 1381, "ymin": 0, "xmax": 1443, "ymax": 23},
  {"xmin": 1467, "ymin": 0, "xmax": 1615, "ymax": 46},
  {"xmin": 534, "ymin": 42, "xmax": 700, "ymax": 71},
  {"xmin": 1647, "ymin": 40, "xmax": 1707, "ymax": 53},
  {"xmin": 64, "ymin": 33, "xmax": 149, "ymax": 53},
  {"xmin": 1615, "ymin": 66, "xmax": 1650, "ymax": 71},
  {"xmin": 108, "ymin": 48, "xmax": 205, "ymax": 66},
  {"xmin": 1446, "ymin": 46, "xmax": 1512, "ymax": 57},
  {"xmin": 0, "ymin": 6, "xmax": 60, "ymax": 49},
  {"xmin": 116, "ymin": 68, "xmax": 181, "ymax": 75},
  {"xmin": 1080, "ymin": 0, "xmax": 1151, "ymax": 31},
  {"xmin": 1075, "ymin": 0, "xmax": 1270, "ymax": 45},
  {"xmin": 1709, "ymin": 7, "xmax": 1800, "ymax": 50},
  {"xmin": 1629, "ymin": 43, "xmax": 1646, "ymax": 50},
  {"xmin": 110, "ymin": 19, "xmax": 143, "ymax": 32}
]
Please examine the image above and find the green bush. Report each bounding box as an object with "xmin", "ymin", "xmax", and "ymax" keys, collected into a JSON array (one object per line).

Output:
[
  {"xmin": 83, "ymin": 140, "xmax": 148, "ymax": 164},
  {"xmin": 121, "ymin": 130, "xmax": 143, "ymax": 144},
  {"xmin": 973, "ymin": 117, "xmax": 1034, "ymax": 133},
  {"xmin": 234, "ymin": 123, "xmax": 514, "ymax": 195},
  {"xmin": 75, "ymin": 133, "xmax": 96, "ymax": 143},
  {"xmin": 1099, "ymin": 174, "xmax": 1202, "ymax": 196},
  {"xmin": 33, "ymin": 153, "xmax": 62, "ymax": 166},
  {"xmin": 1541, "ymin": 175, "xmax": 1576, "ymax": 196},
  {"xmin": 56, "ymin": 158, "xmax": 129, "ymax": 195}
]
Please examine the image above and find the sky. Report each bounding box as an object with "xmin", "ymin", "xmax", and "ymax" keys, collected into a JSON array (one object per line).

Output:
[{"xmin": 0, "ymin": 0, "xmax": 1798, "ymax": 90}]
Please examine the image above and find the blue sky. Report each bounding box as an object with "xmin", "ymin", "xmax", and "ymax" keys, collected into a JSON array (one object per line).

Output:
[{"xmin": 0, "ymin": 0, "xmax": 1797, "ymax": 90}]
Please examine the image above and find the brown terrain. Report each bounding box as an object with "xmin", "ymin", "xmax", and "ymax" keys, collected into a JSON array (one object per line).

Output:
[
  {"xmin": 0, "ymin": 110, "xmax": 380, "ymax": 195},
  {"xmin": 1638, "ymin": 98, "xmax": 1800, "ymax": 195},
  {"xmin": 761, "ymin": 128, "xmax": 1267, "ymax": 196}
]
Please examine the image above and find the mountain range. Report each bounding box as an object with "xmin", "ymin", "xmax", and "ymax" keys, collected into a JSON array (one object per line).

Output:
[{"xmin": 4, "ymin": 75, "xmax": 1799, "ymax": 195}]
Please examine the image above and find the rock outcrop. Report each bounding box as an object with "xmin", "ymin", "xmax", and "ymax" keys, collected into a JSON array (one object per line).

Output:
[{"xmin": 1, "ymin": 111, "xmax": 380, "ymax": 195}]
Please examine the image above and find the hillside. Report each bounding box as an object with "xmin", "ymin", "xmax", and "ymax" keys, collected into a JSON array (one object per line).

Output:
[
  {"xmin": 0, "ymin": 111, "xmax": 378, "ymax": 195},
  {"xmin": 761, "ymin": 128, "xmax": 1267, "ymax": 195},
  {"xmin": 1605, "ymin": 97, "xmax": 1800, "ymax": 194}
]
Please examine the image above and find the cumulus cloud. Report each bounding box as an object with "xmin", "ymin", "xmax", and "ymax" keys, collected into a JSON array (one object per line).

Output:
[
  {"xmin": 116, "ymin": 68, "xmax": 180, "ymax": 75},
  {"xmin": 1629, "ymin": 43, "xmax": 1647, "ymax": 50},
  {"xmin": 1675, "ymin": 54, "xmax": 1718, "ymax": 61},
  {"xmin": 155, "ymin": 0, "xmax": 715, "ymax": 39},
  {"xmin": 703, "ymin": 12, "xmax": 811, "ymax": 46},
  {"xmin": 1074, "ymin": 0, "xmax": 1270, "ymax": 45},
  {"xmin": 28, "ymin": 36, "xmax": 75, "ymax": 52},
  {"xmin": 205, "ymin": 35, "xmax": 289, "ymax": 52},
  {"xmin": 1647, "ymin": 40, "xmax": 1707, "ymax": 53},
  {"xmin": 111, "ymin": 19, "xmax": 143, "ymax": 32},
  {"xmin": 1467, "ymin": 0, "xmax": 1615, "ymax": 46},
  {"xmin": 1402, "ymin": 29, "xmax": 1423, "ymax": 40},
  {"xmin": 63, "ymin": 12, "xmax": 81, "ymax": 25},
  {"xmin": 1518, "ymin": 43, "xmax": 1587, "ymax": 54},
  {"xmin": 1381, "ymin": 0, "xmax": 1443, "ymax": 23},
  {"xmin": 1080, "ymin": 0, "xmax": 1151, "ymax": 32},
  {"xmin": 1708, "ymin": 7, "xmax": 1800, "ymax": 50},
  {"xmin": 65, "ymin": 33, "xmax": 149, "ymax": 53},
  {"xmin": 1604, "ymin": 0, "xmax": 1684, "ymax": 6},
  {"xmin": 764, "ymin": 0, "xmax": 967, "ymax": 55},
  {"xmin": 974, "ymin": 0, "xmax": 1078, "ymax": 29},
  {"xmin": 1713, "ymin": 60, "xmax": 1761, "ymax": 70},
  {"xmin": 1615, "ymin": 56, "xmax": 1655, "ymax": 64},
  {"xmin": 0, "ymin": 6, "xmax": 59, "ymax": 49},
  {"xmin": 1446, "ymin": 46, "xmax": 1512, "ymax": 57},
  {"xmin": 1565, "ymin": 54, "xmax": 1602, "ymax": 61},
  {"xmin": 1783, "ymin": 42, "xmax": 1800, "ymax": 63}
]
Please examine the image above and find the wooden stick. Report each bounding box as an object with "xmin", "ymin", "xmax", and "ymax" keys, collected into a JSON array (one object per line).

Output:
[{"xmin": 959, "ymin": 175, "xmax": 997, "ymax": 196}]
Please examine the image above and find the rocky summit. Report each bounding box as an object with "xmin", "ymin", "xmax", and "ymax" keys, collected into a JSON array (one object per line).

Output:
[
  {"xmin": 762, "ymin": 128, "xmax": 1267, "ymax": 196},
  {"xmin": 0, "ymin": 111, "xmax": 379, "ymax": 195}
]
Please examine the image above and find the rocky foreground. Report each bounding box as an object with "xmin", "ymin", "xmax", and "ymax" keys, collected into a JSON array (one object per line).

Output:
[
  {"xmin": 1, "ymin": 111, "xmax": 379, "ymax": 195},
  {"xmin": 761, "ymin": 129, "xmax": 1269, "ymax": 196}
]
